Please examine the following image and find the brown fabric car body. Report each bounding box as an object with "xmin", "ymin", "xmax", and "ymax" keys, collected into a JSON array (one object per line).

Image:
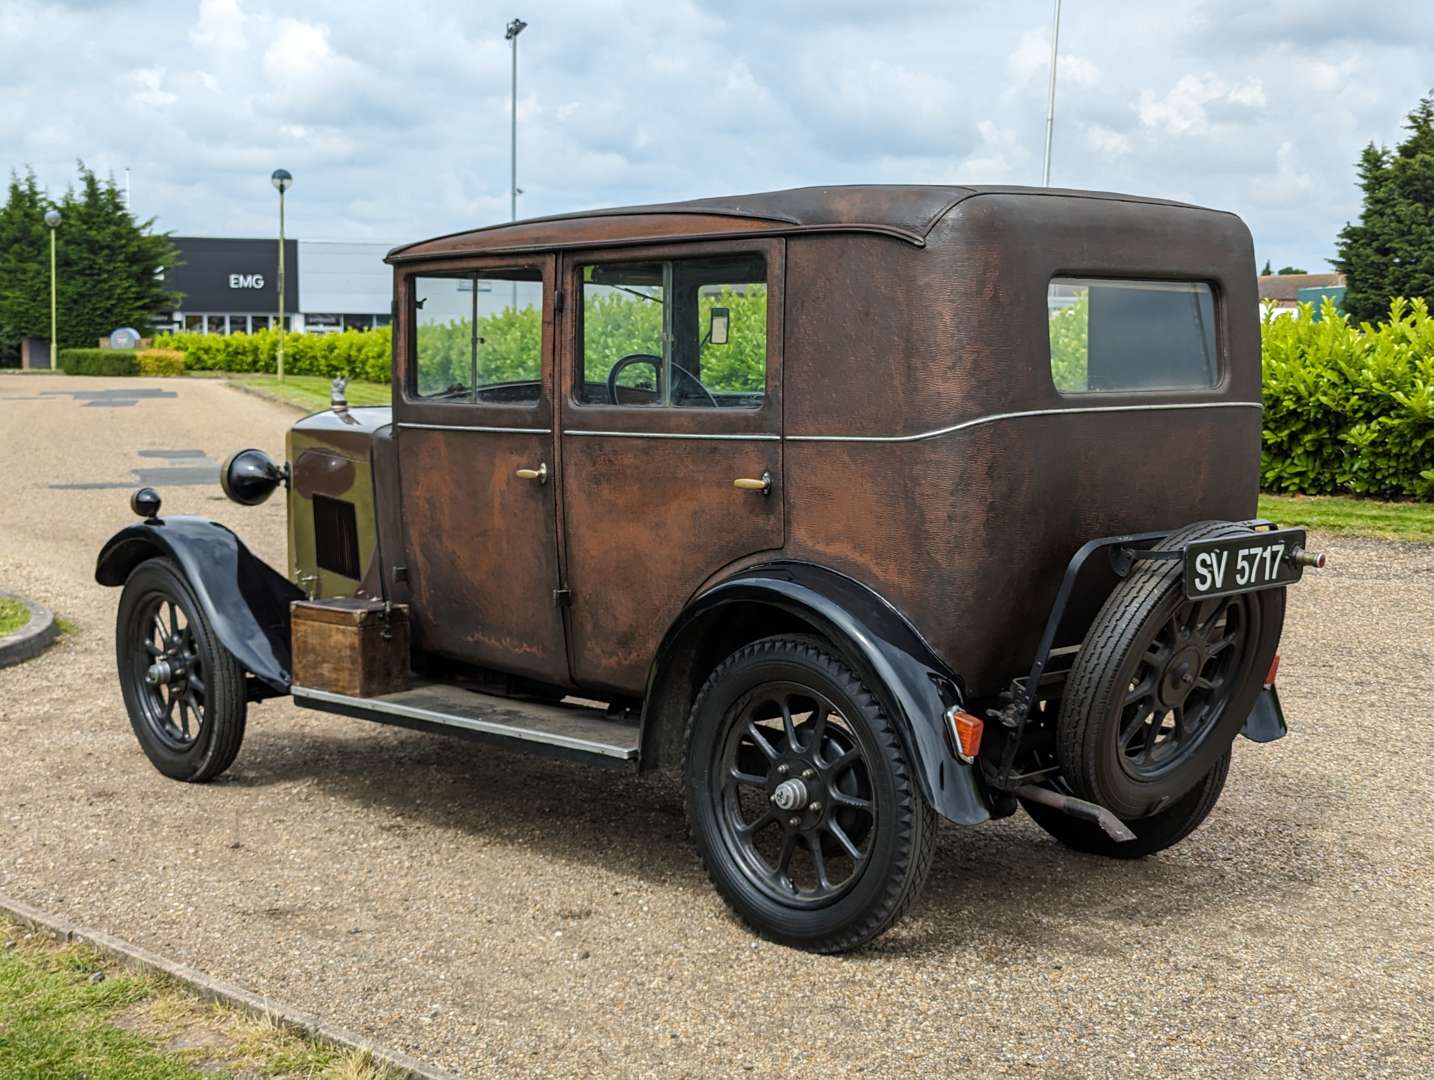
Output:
[
  {"xmin": 99, "ymin": 185, "xmax": 1313, "ymax": 952},
  {"xmin": 376, "ymin": 185, "xmax": 1260, "ymax": 699}
]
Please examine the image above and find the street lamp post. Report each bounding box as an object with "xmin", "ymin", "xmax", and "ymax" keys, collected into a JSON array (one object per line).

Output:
[
  {"xmin": 44, "ymin": 209, "xmax": 61, "ymax": 369},
  {"xmin": 271, "ymin": 169, "xmax": 293, "ymax": 381},
  {"xmin": 1042, "ymin": 0, "xmax": 1062, "ymax": 187},
  {"xmin": 505, "ymin": 18, "xmax": 527, "ymax": 223}
]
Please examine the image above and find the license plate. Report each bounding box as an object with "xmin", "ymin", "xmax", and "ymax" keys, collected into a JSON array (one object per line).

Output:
[{"xmin": 1183, "ymin": 528, "xmax": 1307, "ymax": 600}]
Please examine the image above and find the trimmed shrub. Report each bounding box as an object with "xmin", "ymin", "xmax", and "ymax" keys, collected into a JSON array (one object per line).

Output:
[
  {"xmin": 154, "ymin": 327, "xmax": 392, "ymax": 383},
  {"xmin": 58, "ymin": 348, "xmax": 137, "ymax": 376},
  {"xmin": 136, "ymin": 348, "xmax": 185, "ymax": 376},
  {"xmin": 1262, "ymin": 297, "xmax": 1434, "ymax": 499}
]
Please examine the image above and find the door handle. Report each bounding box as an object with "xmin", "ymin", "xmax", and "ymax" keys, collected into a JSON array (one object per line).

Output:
[
  {"xmin": 732, "ymin": 471, "xmax": 772, "ymax": 495},
  {"xmin": 515, "ymin": 463, "xmax": 549, "ymax": 484}
]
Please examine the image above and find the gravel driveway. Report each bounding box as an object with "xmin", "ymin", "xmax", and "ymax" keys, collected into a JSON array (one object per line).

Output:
[{"xmin": 1, "ymin": 373, "xmax": 1431, "ymax": 1078}]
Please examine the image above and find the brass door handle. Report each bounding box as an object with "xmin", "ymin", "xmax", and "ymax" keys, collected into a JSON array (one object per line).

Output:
[
  {"xmin": 733, "ymin": 471, "xmax": 772, "ymax": 495},
  {"xmin": 515, "ymin": 463, "xmax": 549, "ymax": 484}
]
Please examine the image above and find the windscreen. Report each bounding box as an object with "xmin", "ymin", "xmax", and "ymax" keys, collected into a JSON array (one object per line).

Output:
[{"xmin": 1048, "ymin": 278, "xmax": 1218, "ymax": 393}]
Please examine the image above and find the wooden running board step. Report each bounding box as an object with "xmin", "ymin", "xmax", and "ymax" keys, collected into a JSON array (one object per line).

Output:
[{"xmin": 291, "ymin": 681, "xmax": 640, "ymax": 767}]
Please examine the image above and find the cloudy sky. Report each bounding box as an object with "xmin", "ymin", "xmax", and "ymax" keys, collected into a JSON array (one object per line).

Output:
[{"xmin": 2, "ymin": 0, "xmax": 1431, "ymax": 271}]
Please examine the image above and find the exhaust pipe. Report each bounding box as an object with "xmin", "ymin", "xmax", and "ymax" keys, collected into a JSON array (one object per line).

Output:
[{"xmin": 1012, "ymin": 783, "xmax": 1137, "ymax": 842}]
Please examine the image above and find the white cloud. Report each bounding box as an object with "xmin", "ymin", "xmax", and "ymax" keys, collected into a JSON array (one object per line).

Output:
[
  {"xmin": 128, "ymin": 67, "xmax": 175, "ymax": 109},
  {"xmin": 1086, "ymin": 123, "xmax": 1132, "ymax": 157},
  {"xmin": 1138, "ymin": 74, "xmax": 1267, "ymax": 134},
  {"xmin": 960, "ymin": 121, "xmax": 1028, "ymax": 183},
  {"xmin": 3, "ymin": 0, "xmax": 1432, "ymax": 271},
  {"xmin": 189, "ymin": 0, "xmax": 246, "ymax": 52},
  {"xmin": 1008, "ymin": 26, "xmax": 1101, "ymax": 92}
]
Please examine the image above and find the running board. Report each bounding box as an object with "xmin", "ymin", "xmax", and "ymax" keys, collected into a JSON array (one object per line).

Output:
[{"xmin": 291, "ymin": 681, "xmax": 640, "ymax": 768}]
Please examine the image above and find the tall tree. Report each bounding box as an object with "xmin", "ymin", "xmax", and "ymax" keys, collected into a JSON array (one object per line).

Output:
[
  {"xmin": 1260, "ymin": 259, "xmax": 1273, "ymax": 276},
  {"xmin": 0, "ymin": 171, "xmax": 49, "ymax": 364},
  {"xmin": 1334, "ymin": 92, "xmax": 1434, "ymax": 322},
  {"xmin": 0, "ymin": 163, "xmax": 180, "ymax": 364}
]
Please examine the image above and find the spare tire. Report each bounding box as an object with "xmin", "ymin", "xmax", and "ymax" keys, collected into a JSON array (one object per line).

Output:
[{"xmin": 1056, "ymin": 520, "xmax": 1284, "ymax": 820}]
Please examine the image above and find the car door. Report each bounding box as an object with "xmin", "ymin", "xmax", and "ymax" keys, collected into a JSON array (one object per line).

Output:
[
  {"xmin": 558, "ymin": 238, "xmax": 785, "ymax": 695},
  {"xmin": 393, "ymin": 254, "xmax": 569, "ymax": 686}
]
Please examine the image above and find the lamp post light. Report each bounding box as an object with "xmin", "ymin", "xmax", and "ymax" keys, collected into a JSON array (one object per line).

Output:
[
  {"xmin": 505, "ymin": 18, "xmax": 527, "ymax": 223},
  {"xmin": 44, "ymin": 209, "xmax": 61, "ymax": 369},
  {"xmin": 271, "ymin": 168, "xmax": 293, "ymax": 381}
]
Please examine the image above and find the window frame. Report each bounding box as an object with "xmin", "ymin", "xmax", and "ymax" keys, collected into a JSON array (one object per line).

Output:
[
  {"xmin": 1046, "ymin": 274, "xmax": 1227, "ymax": 398},
  {"xmin": 564, "ymin": 238, "xmax": 782, "ymax": 427},
  {"xmin": 400, "ymin": 260, "xmax": 549, "ymax": 412}
]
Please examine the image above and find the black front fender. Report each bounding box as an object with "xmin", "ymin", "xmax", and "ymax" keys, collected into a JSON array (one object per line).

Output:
[
  {"xmin": 96, "ymin": 516, "xmax": 304, "ymax": 692},
  {"xmin": 644, "ymin": 562, "xmax": 991, "ymax": 827}
]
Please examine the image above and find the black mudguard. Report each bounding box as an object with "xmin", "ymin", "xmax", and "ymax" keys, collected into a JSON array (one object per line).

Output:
[
  {"xmin": 1241, "ymin": 686, "xmax": 1287, "ymax": 743},
  {"xmin": 95, "ymin": 516, "xmax": 304, "ymax": 692},
  {"xmin": 646, "ymin": 562, "xmax": 991, "ymax": 826}
]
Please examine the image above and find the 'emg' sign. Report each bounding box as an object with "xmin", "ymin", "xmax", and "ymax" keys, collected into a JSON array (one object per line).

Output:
[{"xmin": 229, "ymin": 273, "xmax": 265, "ymax": 289}]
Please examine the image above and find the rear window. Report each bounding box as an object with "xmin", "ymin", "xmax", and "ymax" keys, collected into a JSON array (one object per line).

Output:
[{"xmin": 1048, "ymin": 278, "xmax": 1218, "ymax": 393}]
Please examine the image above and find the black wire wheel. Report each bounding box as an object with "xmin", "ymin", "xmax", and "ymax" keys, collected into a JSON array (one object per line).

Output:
[
  {"xmin": 116, "ymin": 557, "xmax": 247, "ymax": 782},
  {"xmin": 1115, "ymin": 590, "xmax": 1249, "ymax": 782},
  {"xmin": 684, "ymin": 636, "xmax": 936, "ymax": 952},
  {"xmin": 1056, "ymin": 521, "xmax": 1285, "ymax": 823}
]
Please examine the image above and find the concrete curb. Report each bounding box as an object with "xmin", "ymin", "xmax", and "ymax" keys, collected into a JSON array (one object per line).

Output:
[
  {"xmin": 0, "ymin": 592, "xmax": 58, "ymax": 669},
  {"xmin": 0, "ymin": 893, "xmax": 461, "ymax": 1080}
]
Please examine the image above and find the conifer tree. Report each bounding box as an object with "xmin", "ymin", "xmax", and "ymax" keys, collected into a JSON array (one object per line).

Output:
[
  {"xmin": 0, "ymin": 163, "xmax": 179, "ymax": 363},
  {"xmin": 1334, "ymin": 93, "xmax": 1434, "ymax": 322}
]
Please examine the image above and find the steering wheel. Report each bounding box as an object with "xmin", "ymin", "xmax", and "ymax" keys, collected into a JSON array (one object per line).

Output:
[{"xmin": 606, "ymin": 353, "xmax": 719, "ymax": 407}]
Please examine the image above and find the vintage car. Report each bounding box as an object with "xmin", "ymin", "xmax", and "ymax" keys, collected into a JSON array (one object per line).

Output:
[{"xmin": 97, "ymin": 185, "xmax": 1323, "ymax": 952}]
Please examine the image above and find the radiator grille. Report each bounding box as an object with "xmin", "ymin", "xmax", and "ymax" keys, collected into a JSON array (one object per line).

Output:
[{"xmin": 313, "ymin": 494, "xmax": 361, "ymax": 580}]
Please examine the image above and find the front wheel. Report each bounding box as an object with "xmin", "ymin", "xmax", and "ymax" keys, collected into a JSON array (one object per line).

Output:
[
  {"xmin": 684, "ymin": 636, "xmax": 936, "ymax": 953},
  {"xmin": 116, "ymin": 557, "xmax": 247, "ymax": 782}
]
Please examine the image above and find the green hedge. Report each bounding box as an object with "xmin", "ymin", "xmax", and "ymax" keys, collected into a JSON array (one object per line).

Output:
[
  {"xmin": 154, "ymin": 288, "xmax": 772, "ymax": 395},
  {"xmin": 154, "ymin": 326, "xmax": 392, "ymax": 383},
  {"xmin": 58, "ymin": 348, "xmax": 137, "ymax": 376},
  {"xmin": 1262, "ymin": 297, "xmax": 1434, "ymax": 499}
]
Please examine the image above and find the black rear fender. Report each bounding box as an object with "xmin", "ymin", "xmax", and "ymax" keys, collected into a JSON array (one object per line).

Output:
[
  {"xmin": 95, "ymin": 517, "xmax": 304, "ymax": 693},
  {"xmin": 642, "ymin": 562, "xmax": 991, "ymax": 826}
]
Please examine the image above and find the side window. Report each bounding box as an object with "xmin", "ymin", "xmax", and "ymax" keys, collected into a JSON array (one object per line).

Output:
[
  {"xmin": 577, "ymin": 254, "xmax": 766, "ymax": 408},
  {"xmin": 412, "ymin": 268, "xmax": 543, "ymax": 404},
  {"xmin": 1049, "ymin": 278, "xmax": 1218, "ymax": 393}
]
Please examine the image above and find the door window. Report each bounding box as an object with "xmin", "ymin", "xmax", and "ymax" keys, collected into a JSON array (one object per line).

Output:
[
  {"xmin": 412, "ymin": 268, "xmax": 543, "ymax": 404},
  {"xmin": 577, "ymin": 254, "xmax": 766, "ymax": 408}
]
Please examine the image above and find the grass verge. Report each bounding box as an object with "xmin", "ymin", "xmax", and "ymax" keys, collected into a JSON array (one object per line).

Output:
[
  {"xmin": 0, "ymin": 915, "xmax": 404, "ymax": 1079},
  {"xmin": 1258, "ymin": 493, "xmax": 1434, "ymax": 542},
  {"xmin": 220, "ymin": 374, "xmax": 391, "ymax": 412},
  {"xmin": 0, "ymin": 597, "xmax": 31, "ymax": 637}
]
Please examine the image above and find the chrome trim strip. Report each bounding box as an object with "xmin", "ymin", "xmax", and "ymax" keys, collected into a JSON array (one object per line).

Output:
[
  {"xmin": 785, "ymin": 401, "xmax": 1263, "ymax": 444},
  {"xmin": 399, "ymin": 402, "xmax": 1259, "ymax": 443},
  {"xmin": 564, "ymin": 429, "xmax": 781, "ymax": 441},
  {"xmin": 398, "ymin": 422, "xmax": 552, "ymax": 435},
  {"xmin": 291, "ymin": 686, "xmax": 637, "ymax": 759}
]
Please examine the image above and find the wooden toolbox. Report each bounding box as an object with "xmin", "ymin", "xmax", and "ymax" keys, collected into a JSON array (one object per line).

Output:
[{"xmin": 291, "ymin": 598, "xmax": 410, "ymax": 698}]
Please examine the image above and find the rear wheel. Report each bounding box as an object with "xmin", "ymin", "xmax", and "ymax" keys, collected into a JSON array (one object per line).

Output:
[
  {"xmin": 116, "ymin": 557, "xmax": 247, "ymax": 782},
  {"xmin": 684, "ymin": 636, "xmax": 936, "ymax": 953},
  {"xmin": 1056, "ymin": 521, "xmax": 1283, "ymax": 821}
]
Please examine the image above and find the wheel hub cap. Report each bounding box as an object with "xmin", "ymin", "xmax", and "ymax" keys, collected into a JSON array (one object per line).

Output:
[
  {"xmin": 771, "ymin": 777, "xmax": 809, "ymax": 811},
  {"xmin": 145, "ymin": 659, "xmax": 175, "ymax": 686},
  {"xmin": 1160, "ymin": 645, "xmax": 1204, "ymax": 707}
]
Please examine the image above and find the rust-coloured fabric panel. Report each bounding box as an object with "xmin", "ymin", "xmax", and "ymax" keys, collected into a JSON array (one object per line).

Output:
[
  {"xmin": 784, "ymin": 407, "xmax": 1261, "ymax": 697},
  {"xmin": 398, "ymin": 428, "xmax": 569, "ymax": 685},
  {"xmin": 561, "ymin": 436, "xmax": 783, "ymax": 695}
]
